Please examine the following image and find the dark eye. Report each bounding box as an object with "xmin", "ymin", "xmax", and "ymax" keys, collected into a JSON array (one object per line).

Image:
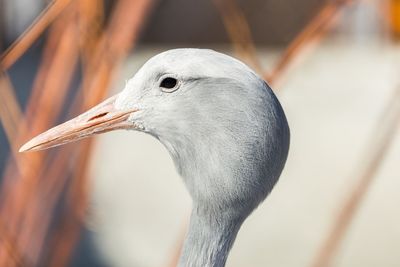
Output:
[{"xmin": 160, "ymin": 77, "xmax": 178, "ymax": 90}]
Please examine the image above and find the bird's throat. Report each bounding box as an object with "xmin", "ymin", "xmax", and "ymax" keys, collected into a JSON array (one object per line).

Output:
[{"xmin": 178, "ymin": 207, "xmax": 243, "ymax": 267}]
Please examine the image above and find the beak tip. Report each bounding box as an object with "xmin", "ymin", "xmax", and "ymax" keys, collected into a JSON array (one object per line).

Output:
[
  {"xmin": 19, "ymin": 144, "xmax": 29, "ymax": 153},
  {"xmin": 19, "ymin": 140, "xmax": 35, "ymax": 153},
  {"xmin": 17, "ymin": 95, "xmax": 133, "ymax": 153}
]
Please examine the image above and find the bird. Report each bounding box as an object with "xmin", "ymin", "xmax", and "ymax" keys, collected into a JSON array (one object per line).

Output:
[{"xmin": 20, "ymin": 48, "xmax": 290, "ymax": 267}]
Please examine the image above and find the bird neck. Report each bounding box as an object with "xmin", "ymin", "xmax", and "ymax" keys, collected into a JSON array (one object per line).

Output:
[{"xmin": 178, "ymin": 206, "xmax": 243, "ymax": 267}]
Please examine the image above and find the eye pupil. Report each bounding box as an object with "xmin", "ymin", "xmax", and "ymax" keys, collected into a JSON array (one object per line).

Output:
[{"xmin": 160, "ymin": 77, "xmax": 177, "ymax": 89}]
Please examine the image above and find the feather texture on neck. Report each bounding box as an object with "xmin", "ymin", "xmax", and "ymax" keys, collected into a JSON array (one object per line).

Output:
[{"xmin": 179, "ymin": 205, "xmax": 243, "ymax": 267}]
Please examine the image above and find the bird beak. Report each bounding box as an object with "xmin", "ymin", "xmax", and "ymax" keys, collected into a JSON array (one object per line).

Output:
[{"xmin": 19, "ymin": 94, "xmax": 138, "ymax": 152}]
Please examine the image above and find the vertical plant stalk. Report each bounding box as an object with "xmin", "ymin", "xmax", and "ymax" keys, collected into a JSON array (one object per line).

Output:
[
  {"xmin": 212, "ymin": 0, "xmax": 263, "ymax": 73},
  {"xmin": 0, "ymin": 73, "xmax": 23, "ymax": 153},
  {"xmin": 76, "ymin": 0, "xmax": 104, "ymax": 66},
  {"xmin": 165, "ymin": 220, "xmax": 189, "ymax": 267},
  {"xmin": 0, "ymin": 218, "xmax": 24, "ymax": 267}
]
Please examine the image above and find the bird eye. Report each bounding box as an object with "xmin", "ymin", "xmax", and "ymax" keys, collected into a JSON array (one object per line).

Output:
[{"xmin": 159, "ymin": 77, "xmax": 178, "ymax": 92}]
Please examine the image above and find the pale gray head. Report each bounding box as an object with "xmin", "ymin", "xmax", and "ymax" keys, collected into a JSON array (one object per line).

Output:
[{"xmin": 20, "ymin": 48, "xmax": 290, "ymax": 267}]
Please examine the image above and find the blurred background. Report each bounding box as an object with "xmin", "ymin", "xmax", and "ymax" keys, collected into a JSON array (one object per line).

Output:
[{"xmin": 0, "ymin": 0, "xmax": 399, "ymax": 266}]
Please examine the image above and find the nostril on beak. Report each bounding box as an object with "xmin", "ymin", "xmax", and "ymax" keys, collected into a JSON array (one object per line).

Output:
[{"xmin": 88, "ymin": 112, "xmax": 108, "ymax": 121}]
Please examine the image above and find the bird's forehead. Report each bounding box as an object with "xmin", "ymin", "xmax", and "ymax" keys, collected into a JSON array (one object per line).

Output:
[{"xmin": 139, "ymin": 48, "xmax": 254, "ymax": 79}]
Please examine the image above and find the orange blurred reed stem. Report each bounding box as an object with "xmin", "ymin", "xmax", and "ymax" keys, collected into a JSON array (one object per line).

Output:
[
  {"xmin": 212, "ymin": 0, "xmax": 263, "ymax": 73},
  {"xmin": 0, "ymin": 73, "xmax": 23, "ymax": 153},
  {"xmin": 388, "ymin": 0, "xmax": 400, "ymax": 38},
  {"xmin": 45, "ymin": 1, "xmax": 155, "ymax": 266},
  {"xmin": 0, "ymin": 0, "xmax": 155, "ymax": 265},
  {"xmin": 311, "ymin": 87, "xmax": 400, "ymax": 267},
  {"xmin": 266, "ymin": 0, "xmax": 355, "ymax": 86},
  {"xmin": 0, "ymin": 0, "xmax": 73, "ymax": 70},
  {"xmin": 0, "ymin": 5, "xmax": 80, "ymax": 266}
]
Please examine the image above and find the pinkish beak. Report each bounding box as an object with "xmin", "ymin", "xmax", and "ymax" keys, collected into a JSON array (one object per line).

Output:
[{"xmin": 19, "ymin": 94, "xmax": 138, "ymax": 152}]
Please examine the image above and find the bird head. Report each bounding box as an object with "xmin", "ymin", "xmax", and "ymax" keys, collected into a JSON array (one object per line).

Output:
[{"xmin": 20, "ymin": 49, "xmax": 289, "ymax": 219}]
